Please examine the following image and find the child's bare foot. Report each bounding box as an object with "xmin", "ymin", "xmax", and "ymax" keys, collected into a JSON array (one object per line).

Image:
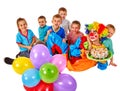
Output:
[{"xmin": 109, "ymin": 62, "xmax": 117, "ymax": 67}]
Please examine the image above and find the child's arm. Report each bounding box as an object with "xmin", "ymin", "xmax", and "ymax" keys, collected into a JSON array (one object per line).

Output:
[
  {"xmin": 17, "ymin": 36, "xmax": 36, "ymax": 51},
  {"xmin": 109, "ymin": 57, "xmax": 117, "ymax": 66},
  {"xmin": 103, "ymin": 39, "xmax": 117, "ymax": 66},
  {"xmin": 44, "ymin": 29, "xmax": 52, "ymax": 42},
  {"xmin": 30, "ymin": 36, "xmax": 36, "ymax": 47},
  {"xmin": 17, "ymin": 43, "xmax": 32, "ymax": 50}
]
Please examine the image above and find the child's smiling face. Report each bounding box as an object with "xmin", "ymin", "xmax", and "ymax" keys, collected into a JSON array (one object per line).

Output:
[
  {"xmin": 38, "ymin": 18, "xmax": 46, "ymax": 27},
  {"xmin": 107, "ymin": 27, "xmax": 115, "ymax": 38},
  {"xmin": 52, "ymin": 17, "xmax": 62, "ymax": 30},
  {"xmin": 18, "ymin": 20, "xmax": 27, "ymax": 32},
  {"xmin": 71, "ymin": 23, "xmax": 80, "ymax": 33},
  {"xmin": 59, "ymin": 10, "xmax": 67, "ymax": 20}
]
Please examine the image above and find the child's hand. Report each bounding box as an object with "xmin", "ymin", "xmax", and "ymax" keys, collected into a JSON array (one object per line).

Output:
[
  {"xmin": 62, "ymin": 38, "xmax": 66, "ymax": 43},
  {"xmin": 109, "ymin": 61, "xmax": 117, "ymax": 66},
  {"xmin": 85, "ymin": 50, "xmax": 89, "ymax": 55},
  {"xmin": 47, "ymin": 29, "xmax": 52, "ymax": 35},
  {"xmin": 27, "ymin": 46, "xmax": 32, "ymax": 50}
]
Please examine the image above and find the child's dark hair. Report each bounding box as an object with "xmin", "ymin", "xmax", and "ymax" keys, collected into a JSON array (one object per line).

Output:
[
  {"xmin": 38, "ymin": 15, "xmax": 46, "ymax": 21},
  {"xmin": 58, "ymin": 7, "xmax": 67, "ymax": 13},
  {"xmin": 72, "ymin": 20, "xmax": 81, "ymax": 28}
]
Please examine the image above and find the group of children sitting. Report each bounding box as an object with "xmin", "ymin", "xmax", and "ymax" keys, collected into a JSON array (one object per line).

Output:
[{"xmin": 4, "ymin": 7, "xmax": 117, "ymax": 71}]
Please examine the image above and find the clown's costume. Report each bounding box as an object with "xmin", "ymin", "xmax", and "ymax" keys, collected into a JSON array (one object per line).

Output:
[{"xmin": 85, "ymin": 21, "xmax": 113, "ymax": 70}]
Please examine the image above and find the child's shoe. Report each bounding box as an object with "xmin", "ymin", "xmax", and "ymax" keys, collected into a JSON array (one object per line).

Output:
[{"xmin": 4, "ymin": 57, "xmax": 14, "ymax": 65}]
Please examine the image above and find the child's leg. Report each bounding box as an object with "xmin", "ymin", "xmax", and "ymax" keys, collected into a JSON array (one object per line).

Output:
[
  {"xmin": 4, "ymin": 51, "xmax": 21, "ymax": 65},
  {"xmin": 18, "ymin": 50, "xmax": 30, "ymax": 58},
  {"xmin": 4, "ymin": 51, "xmax": 30, "ymax": 65}
]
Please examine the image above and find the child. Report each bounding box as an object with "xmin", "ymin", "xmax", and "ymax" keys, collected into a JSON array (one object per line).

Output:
[
  {"xmin": 45, "ymin": 14, "xmax": 67, "ymax": 55},
  {"xmin": 103, "ymin": 24, "xmax": 117, "ymax": 66},
  {"xmin": 58, "ymin": 7, "xmax": 71, "ymax": 40},
  {"xmin": 37, "ymin": 15, "xmax": 49, "ymax": 44},
  {"xmin": 45, "ymin": 14, "xmax": 66, "ymax": 42},
  {"xmin": 67, "ymin": 20, "xmax": 84, "ymax": 45},
  {"xmin": 67, "ymin": 20, "xmax": 84, "ymax": 63},
  {"xmin": 4, "ymin": 17, "xmax": 36, "ymax": 64}
]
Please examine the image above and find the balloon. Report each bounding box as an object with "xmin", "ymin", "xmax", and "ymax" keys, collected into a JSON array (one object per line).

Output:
[
  {"xmin": 39, "ymin": 63, "xmax": 59, "ymax": 83},
  {"xmin": 12, "ymin": 57, "xmax": 34, "ymax": 74},
  {"xmin": 54, "ymin": 74, "xmax": 77, "ymax": 91},
  {"xmin": 24, "ymin": 85, "xmax": 35, "ymax": 91},
  {"xmin": 22, "ymin": 68, "xmax": 41, "ymax": 87},
  {"xmin": 24, "ymin": 80, "xmax": 53, "ymax": 91},
  {"xmin": 30, "ymin": 44, "xmax": 51, "ymax": 69},
  {"xmin": 50, "ymin": 54, "xmax": 66, "ymax": 72},
  {"xmin": 36, "ymin": 81, "xmax": 53, "ymax": 91}
]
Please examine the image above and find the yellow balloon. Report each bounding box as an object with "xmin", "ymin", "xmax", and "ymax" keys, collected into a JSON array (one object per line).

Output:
[{"xmin": 12, "ymin": 57, "xmax": 34, "ymax": 75}]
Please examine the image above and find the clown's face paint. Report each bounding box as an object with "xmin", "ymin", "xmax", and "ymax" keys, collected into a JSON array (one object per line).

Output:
[{"xmin": 88, "ymin": 30, "xmax": 99, "ymax": 41}]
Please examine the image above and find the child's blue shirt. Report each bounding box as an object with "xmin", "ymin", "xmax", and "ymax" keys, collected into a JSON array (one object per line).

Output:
[{"xmin": 16, "ymin": 29, "xmax": 35, "ymax": 52}]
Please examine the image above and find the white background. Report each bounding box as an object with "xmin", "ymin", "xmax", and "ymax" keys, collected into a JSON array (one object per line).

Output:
[{"xmin": 0, "ymin": 0, "xmax": 120, "ymax": 91}]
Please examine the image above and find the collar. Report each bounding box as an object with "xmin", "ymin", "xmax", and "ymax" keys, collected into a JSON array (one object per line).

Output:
[
  {"xmin": 52, "ymin": 26, "xmax": 60, "ymax": 32},
  {"xmin": 40, "ymin": 25, "xmax": 46, "ymax": 28}
]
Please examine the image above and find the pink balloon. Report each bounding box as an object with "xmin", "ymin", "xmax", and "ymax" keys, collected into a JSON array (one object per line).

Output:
[
  {"xmin": 30, "ymin": 44, "xmax": 51, "ymax": 69},
  {"xmin": 50, "ymin": 54, "xmax": 66, "ymax": 72}
]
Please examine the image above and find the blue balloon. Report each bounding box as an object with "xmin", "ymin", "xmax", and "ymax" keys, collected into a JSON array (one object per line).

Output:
[{"xmin": 22, "ymin": 68, "xmax": 41, "ymax": 87}]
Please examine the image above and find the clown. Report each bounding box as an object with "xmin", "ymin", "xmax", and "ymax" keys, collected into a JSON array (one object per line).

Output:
[{"xmin": 85, "ymin": 21, "xmax": 113, "ymax": 70}]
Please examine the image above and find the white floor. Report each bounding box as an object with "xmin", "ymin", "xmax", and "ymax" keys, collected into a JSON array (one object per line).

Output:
[
  {"xmin": 0, "ymin": 0, "xmax": 120, "ymax": 91},
  {"xmin": 0, "ymin": 58, "xmax": 120, "ymax": 91}
]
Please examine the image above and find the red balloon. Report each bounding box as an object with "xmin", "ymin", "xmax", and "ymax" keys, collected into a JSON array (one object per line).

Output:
[
  {"xmin": 24, "ymin": 85, "xmax": 35, "ymax": 91},
  {"xmin": 24, "ymin": 80, "xmax": 53, "ymax": 91},
  {"xmin": 35, "ymin": 80, "xmax": 53, "ymax": 91}
]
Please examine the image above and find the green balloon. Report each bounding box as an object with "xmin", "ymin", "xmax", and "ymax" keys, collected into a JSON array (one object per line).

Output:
[{"xmin": 39, "ymin": 63, "xmax": 59, "ymax": 83}]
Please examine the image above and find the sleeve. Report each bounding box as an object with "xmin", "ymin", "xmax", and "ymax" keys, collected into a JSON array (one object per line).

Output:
[
  {"xmin": 29, "ymin": 29, "xmax": 35, "ymax": 38},
  {"xmin": 68, "ymin": 20, "xmax": 71, "ymax": 31},
  {"xmin": 16, "ymin": 33, "xmax": 22, "ymax": 43},
  {"xmin": 103, "ymin": 39, "xmax": 114, "ymax": 54}
]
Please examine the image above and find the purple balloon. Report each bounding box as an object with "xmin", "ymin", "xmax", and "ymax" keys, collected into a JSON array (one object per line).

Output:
[
  {"xmin": 30, "ymin": 44, "xmax": 51, "ymax": 69},
  {"xmin": 54, "ymin": 73, "xmax": 77, "ymax": 91}
]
